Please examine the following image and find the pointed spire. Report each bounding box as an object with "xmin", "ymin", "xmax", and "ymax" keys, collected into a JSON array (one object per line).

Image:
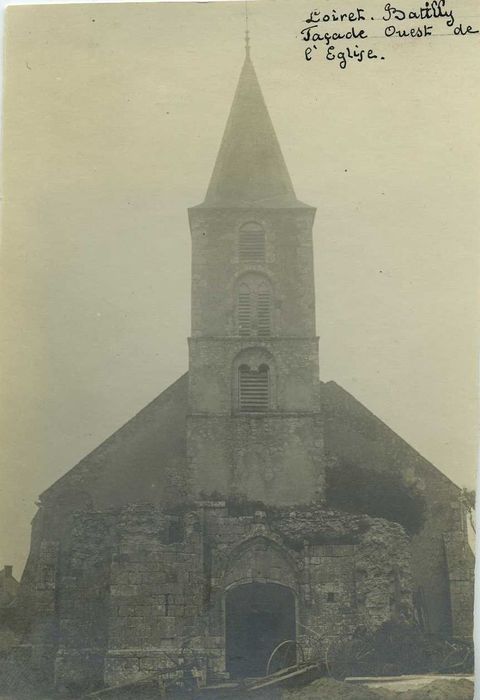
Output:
[{"xmin": 202, "ymin": 43, "xmax": 302, "ymax": 208}]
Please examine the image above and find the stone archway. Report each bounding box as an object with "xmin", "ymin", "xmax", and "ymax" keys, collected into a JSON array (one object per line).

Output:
[
  {"xmin": 225, "ymin": 582, "xmax": 296, "ymax": 678},
  {"xmin": 222, "ymin": 535, "xmax": 298, "ymax": 591}
]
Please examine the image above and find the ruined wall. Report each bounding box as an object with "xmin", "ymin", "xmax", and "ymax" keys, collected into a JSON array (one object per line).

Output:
[
  {"xmin": 443, "ymin": 530, "xmax": 475, "ymax": 639},
  {"xmin": 104, "ymin": 506, "xmax": 206, "ymax": 686},
  {"xmin": 269, "ymin": 506, "xmax": 413, "ymax": 655},
  {"xmin": 321, "ymin": 380, "xmax": 474, "ymax": 640},
  {"xmin": 27, "ymin": 374, "xmax": 473, "ymax": 648},
  {"xmin": 186, "ymin": 503, "xmax": 411, "ymax": 678},
  {"xmin": 20, "ymin": 502, "xmax": 412, "ymax": 692},
  {"xmin": 55, "ymin": 511, "xmax": 115, "ymax": 694}
]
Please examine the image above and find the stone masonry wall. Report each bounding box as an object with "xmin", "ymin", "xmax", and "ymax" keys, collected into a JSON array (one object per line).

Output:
[
  {"xmin": 105, "ymin": 506, "xmax": 205, "ymax": 686},
  {"xmin": 321, "ymin": 380, "xmax": 474, "ymax": 639},
  {"xmin": 269, "ymin": 506, "xmax": 413, "ymax": 656},
  {"xmin": 188, "ymin": 337, "xmax": 320, "ymax": 414},
  {"xmin": 187, "ymin": 204, "xmax": 324, "ymax": 507},
  {"xmin": 193, "ymin": 503, "xmax": 412, "ymax": 674},
  {"xmin": 54, "ymin": 511, "xmax": 115, "ymax": 694},
  {"xmin": 443, "ymin": 530, "xmax": 475, "ymax": 640},
  {"xmin": 21, "ymin": 502, "xmax": 413, "ymax": 692},
  {"xmin": 187, "ymin": 413, "xmax": 324, "ymax": 504},
  {"xmin": 188, "ymin": 207, "xmax": 317, "ymax": 339}
]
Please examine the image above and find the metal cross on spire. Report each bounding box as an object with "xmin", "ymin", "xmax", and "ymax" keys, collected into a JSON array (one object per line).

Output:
[{"xmin": 245, "ymin": 0, "xmax": 250, "ymax": 57}]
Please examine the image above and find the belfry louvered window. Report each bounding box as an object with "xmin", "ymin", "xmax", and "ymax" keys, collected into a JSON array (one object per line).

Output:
[
  {"xmin": 238, "ymin": 284, "xmax": 252, "ymax": 336},
  {"xmin": 236, "ymin": 277, "xmax": 272, "ymax": 336},
  {"xmin": 257, "ymin": 287, "xmax": 271, "ymax": 336},
  {"xmin": 238, "ymin": 364, "xmax": 270, "ymax": 412},
  {"xmin": 239, "ymin": 222, "xmax": 265, "ymax": 263}
]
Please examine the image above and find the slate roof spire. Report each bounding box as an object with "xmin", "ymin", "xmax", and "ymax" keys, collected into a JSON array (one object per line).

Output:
[{"xmin": 202, "ymin": 39, "xmax": 304, "ymax": 208}]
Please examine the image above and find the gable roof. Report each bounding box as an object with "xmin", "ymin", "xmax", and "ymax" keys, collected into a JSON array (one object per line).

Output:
[
  {"xmin": 39, "ymin": 373, "xmax": 461, "ymax": 512},
  {"xmin": 40, "ymin": 373, "xmax": 189, "ymax": 509},
  {"xmin": 321, "ymin": 380, "xmax": 460, "ymax": 493}
]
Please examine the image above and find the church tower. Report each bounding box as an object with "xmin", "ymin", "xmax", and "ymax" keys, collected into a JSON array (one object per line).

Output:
[{"xmin": 187, "ymin": 48, "xmax": 325, "ymax": 504}]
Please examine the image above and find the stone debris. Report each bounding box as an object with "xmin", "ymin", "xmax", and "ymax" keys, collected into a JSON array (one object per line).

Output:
[{"xmin": 282, "ymin": 677, "xmax": 475, "ymax": 700}]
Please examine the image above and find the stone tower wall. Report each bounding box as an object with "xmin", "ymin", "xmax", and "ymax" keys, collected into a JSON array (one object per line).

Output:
[
  {"xmin": 187, "ymin": 205, "xmax": 325, "ymax": 504},
  {"xmin": 187, "ymin": 413, "xmax": 324, "ymax": 503},
  {"xmin": 189, "ymin": 207, "xmax": 317, "ymax": 339}
]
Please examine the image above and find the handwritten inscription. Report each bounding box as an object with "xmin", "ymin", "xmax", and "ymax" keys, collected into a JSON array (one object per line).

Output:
[{"xmin": 300, "ymin": 0, "xmax": 479, "ymax": 68}]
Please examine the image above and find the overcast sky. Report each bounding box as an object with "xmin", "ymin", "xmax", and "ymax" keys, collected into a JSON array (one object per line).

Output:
[{"xmin": 1, "ymin": 0, "xmax": 479, "ymax": 575}]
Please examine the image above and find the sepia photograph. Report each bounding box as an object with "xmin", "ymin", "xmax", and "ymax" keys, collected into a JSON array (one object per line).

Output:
[{"xmin": 0, "ymin": 1, "xmax": 478, "ymax": 697}]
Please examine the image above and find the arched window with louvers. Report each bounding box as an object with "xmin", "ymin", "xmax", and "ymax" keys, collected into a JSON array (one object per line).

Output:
[
  {"xmin": 238, "ymin": 363, "xmax": 270, "ymax": 412},
  {"xmin": 233, "ymin": 348, "xmax": 276, "ymax": 413},
  {"xmin": 239, "ymin": 222, "xmax": 266, "ymax": 264},
  {"xmin": 236, "ymin": 274, "xmax": 273, "ymax": 337}
]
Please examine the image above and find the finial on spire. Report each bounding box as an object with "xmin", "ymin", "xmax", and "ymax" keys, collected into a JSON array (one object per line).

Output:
[{"xmin": 244, "ymin": 0, "xmax": 250, "ymax": 57}]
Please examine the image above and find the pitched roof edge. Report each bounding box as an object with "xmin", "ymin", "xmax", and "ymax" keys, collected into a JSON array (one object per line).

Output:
[
  {"xmin": 39, "ymin": 372, "xmax": 189, "ymax": 502},
  {"xmin": 321, "ymin": 380, "xmax": 462, "ymax": 493},
  {"xmin": 189, "ymin": 199, "xmax": 315, "ymax": 211}
]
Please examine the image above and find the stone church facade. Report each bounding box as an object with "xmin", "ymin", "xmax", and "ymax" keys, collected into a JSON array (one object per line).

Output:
[{"xmin": 16, "ymin": 49, "xmax": 473, "ymax": 694}]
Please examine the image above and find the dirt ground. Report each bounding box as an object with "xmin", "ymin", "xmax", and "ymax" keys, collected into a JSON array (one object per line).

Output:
[
  {"xmin": 282, "ymin": 678, "xmax": 475, "ymax": 700},
  {"xmin": 0, "ymin": 676, "xmax": 475, "ymax": 699}
]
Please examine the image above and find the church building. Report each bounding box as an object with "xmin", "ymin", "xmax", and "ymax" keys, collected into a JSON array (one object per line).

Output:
[{"xmin": 15, "ymin": 46, "xmax": 474, "ymax": 694}]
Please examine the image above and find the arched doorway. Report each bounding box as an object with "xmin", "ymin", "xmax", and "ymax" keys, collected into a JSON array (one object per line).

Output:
[{"xmin": 225, "ymin": 582, "xmax": 296, "ymax": 678}]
